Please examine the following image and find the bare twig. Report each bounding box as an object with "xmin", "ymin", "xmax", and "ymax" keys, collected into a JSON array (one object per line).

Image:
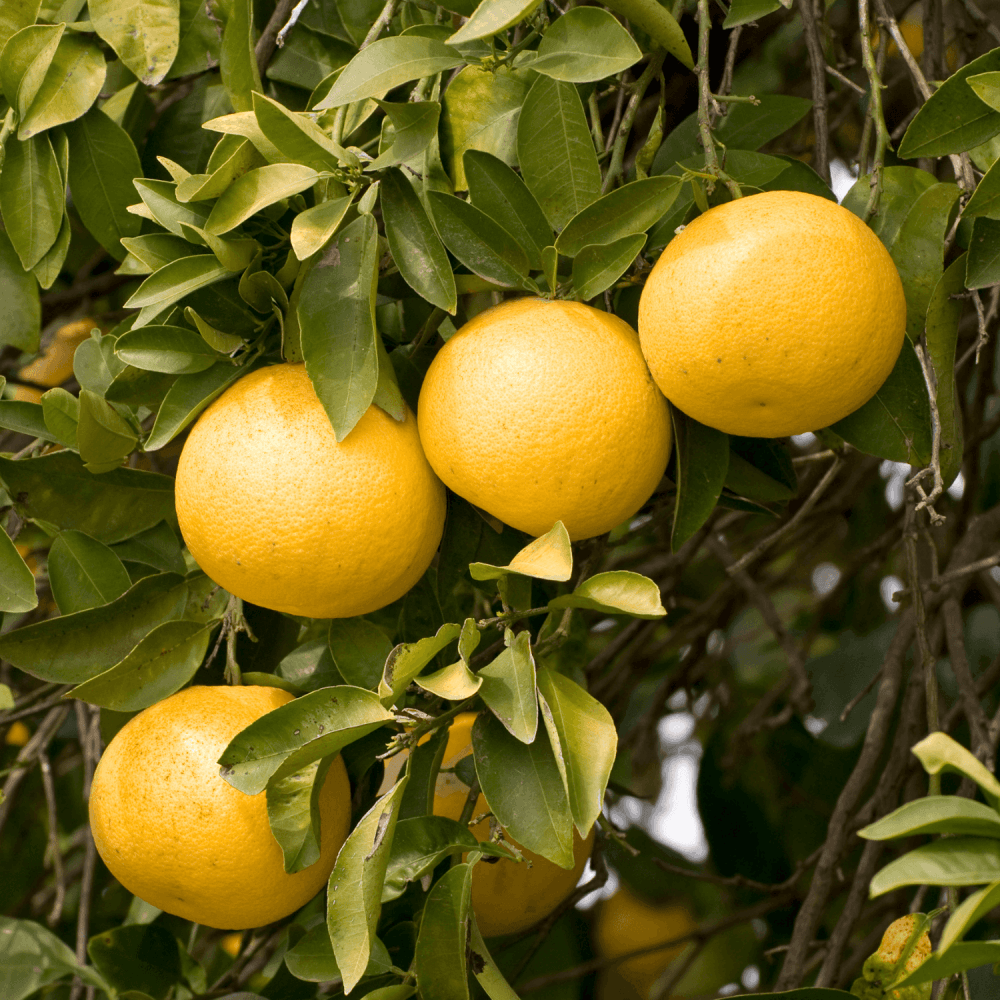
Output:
[
  {"xmin": 796, "ymin": 0, "xmax": 831, "ymax": 182},
  {"xmin": 943, "ymin": 597, "xmax": 991, "ymax": 764},
  {"xmin": 39, "ymin": 753, "xmax": 67, "ymax": 927},
  {"xmin": 254, "ymin": 0, "xmax": 299, "ymax": 74},
  {"xmin": 858, "ymin": 0, "xmax": 890, "ymax": 217},
  {"xmin": 728, "ymin": 457, "xmax": 843, "ymax": 574}
]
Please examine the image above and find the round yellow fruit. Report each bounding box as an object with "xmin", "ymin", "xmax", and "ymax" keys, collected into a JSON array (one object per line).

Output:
[
  {"xmin": 89, "ymin": 685, "xmax": 351, "ymax": 930},
  {"xmin": 20, "ymin": 318, "xmax": 96, "ymax": 388},
  {"xmin": 637, "ymin": 190, "xmax": 906, "ymax": 438},
  {"xmin": 417, "ymin": 298, "xmax": 672, "ymax": 541},
  {"xmin": 432, "ymin": 712, "xmax": 593, "ymax": 938},
  {"xmin": 5, "ymin": 720, "xmax": 31, "ymax": 747},
  {"xmin": 175, "ymin": 363, "xmax": 446, "ymax": 618},
  {"xmin": 594, "ymin": 888, "xmax": 696, "ymax": 998}
]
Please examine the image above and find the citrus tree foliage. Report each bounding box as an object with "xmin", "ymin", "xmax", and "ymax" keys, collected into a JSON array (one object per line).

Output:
[{"xmin": 3, "ymin": 0, "xmax": 1000, "ymax": 998}]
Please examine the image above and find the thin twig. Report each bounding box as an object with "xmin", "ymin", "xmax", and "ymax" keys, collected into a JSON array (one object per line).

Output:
[
  {"xmin": 603, "ymin": 51, "xmax": 666, "ymax": 191},
  {"xmin": 728, "ymin": 457, "xmax": 843, "ymax": 574},
  {"xmin": 254, "ymin": 0, "xmax": 299, "ymax": 74},
  {"xmin": 39, "ymin": 753, "xmax": 67, "ymax": 927},
  {"xmin": 361, "ymin": 0, "xmax": 401, "ymax": 48},
  {"xmin": 858, "ymin": 0, "xmax": 890, "ymax": 217},
  {"xmin": 796, "ymin": 0, "xmax": 831, "ymax": 182},
  {"xmin": 826, "ymin": 64, "xmax": 866, "ymax": 95}
]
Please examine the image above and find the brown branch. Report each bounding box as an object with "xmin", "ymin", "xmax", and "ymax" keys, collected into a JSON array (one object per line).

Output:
[
  {"xmin": 943, "ymin": 597, "xmax": 992, "ymax": 763},
  {"xmin": 254, "ymin": 0, "xmax": 299, "ymax": 76},
  {"xmin": 39, "ymin": 753, "xmax": 67, "ymax": 927},
  {"xmin": 796, "ymin": 0, "xmax": 831, "ymax": 182},
  {"xmin": 775, "ymin": 611, "xmax": 913, "ymax": 989},
  {"xmin": 518, "ymin": 891, "xmax": 798, "ymax": 994}
]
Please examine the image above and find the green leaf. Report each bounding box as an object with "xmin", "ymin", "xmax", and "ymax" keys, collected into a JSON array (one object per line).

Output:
[
  {"xmin": 398, "ymin": 726, "xmax": 449, "ymax": 820},
  {"xmin": 180, "ymin": 223, "xmax": 259, "ymax": 273},
  {"xmin": 328, "ymin": 779, "xmax": 408, "ymax": 993},
  {"xmin": 967, "ymin": 215, "xmax": 1000, "ymax": 288},
  {"xmin": 176, "ymin": 137, "xmax": 266, "ymax": 203},
  {"xmin": 0, "ymin": 915, "xmax": 112, "ymax": 1000},
  {"xmin": 0, "ymin": 400, "xmax": 55, "ymax": 441},
  {"xmin": 888, "ymin": 182, "xmax": 960, "ymax": 340},
  {"xmin": 717, "ymin": 95, "xmax": 814, "ymax": 151},
  {"xmin": 133, "ymin": 178, "xmax": 212, "ymax": 236},
  {"xmin": 378, "ymin": 622, "xmax": 463, "ymax": 706},
  {"xmin": 110, "ymin": 521, "xmax": 186, "ymax": 575},
  {"xmin": 120, "ymin": 233, "xmax": 195, "ymax": 270},
  {"xmin": 469, "ymin": 918, "xmax": 520, "ymax": 1000},
  {"xmin": 383, "ymin": 816, "xmax": 511, "ymax": 901},
  {"xmin": 266, "ymin": 21, "xmax": 355, "ymax": 92},
  {"xmin": 47, "ymin": 529, "xmax": 131, "ymax": 614},
  {"xmin": 68, "ymin": 619, "xmax": 213, "ymax": 711},
  {"xmin": 0, "ymin": 572, "xmax": 211, "ymax": 682},
  {"xmin": 870, "ymin": 838, "xmax": 1000, "ymax": 896},
  {"xmin": 959, "ymin": 154, "xmax": 1000, "ymax": 220},
  {"xmin": 380, "ymin": 168, "xmax": 456, "ymax": 312},
  {"xmin": 90, "ymin": 0, "xmax": 178, "ymax": 85},
  {"xmin": 532, "ymin": 8, "xmax": 641, "ymax": 83},
  {"xmin": 536, "ymin": 668, "xmax": 616, "ymax": 836},
  {"xmin": 315, "ymin": 36, "xmax": 464, "ymax": 108},
  {"xmin": 601, "ymin": 0, "xmax": 693, "ymax": 69},
  {"xmin": 204, "ymin": 164, "xmax": 324, "ymax": 235},
  {"xmin": 202, "ymin": 111, "xmax": 287, "ymax": 164},
  {"xmin": 414, "ymin": 861, "xmax": 474, "ymax": 1000},
  {"xmin": 145, "ymin": 360, "xmax": 260, "ymax": 451},
  {"xmin": 572, "ymin": 234, "xmax": 646, "ymax": 301},
  {"xmin": 0, "ymin": 2, "xmax": 41, "ymax": 53},
  {"xmin": 252, "ymin": 91, "xmax": 356, "ymax": 170},
  {"xmin": 859, "ymin": 797, "xmax": 1000, "ymax": 841},
  {"xmin": 0, "ymin": 228, "xmax": 40, "ymax": 353},
  {"xmin": 464, "ymin": 150, "xmax": 552, "ymax": 270},
  {"xmin": 327, "ymin": 618, "xmax": 393, "ymax": 691},
  {"xmin": 938, "ymin": 880, "xmax": 1000, "ymax": 953},
  {"xmin": 843, "ymin": 168, "xmax": 938, "ymax": 248},
  {"xmin": 31, "ymin": 209, "xmax": 69, "ymax": 290},
  {"xmin": 556, "ymin": 177, "xmax": 681, "ymax": 257},
  {"xmin": 448, "ymin": 0, "xmax": 541, "ymax": 43},
  {"xmin": 895, "ymin": 942, "xmax": 1000, "ymax": 990},
  {"xmin": 171, "ymin": 0, "xmax": 223, "ymax": 78},
  {"xmin": 124, "ymin": 255, "xmax": 230, "ymax": 313},
  {"xmin": 115, "ymin": 325, "xmax": 222, "ymax": 374},
  {"xmin": 911, "ymin": 731, "xmax": 1000, "ymax": 809},
  {"xmin": 0, "ymin": 451, "xmax": 176, "ymax": 543},
  {"xmin": 470, "ymin": 521, "xmax": 573, "ymax": 582},
  {"xmin": 40, "ymin": 388, "xmax": 79, "ymax": 448},
  {"xmin": 723, "ymin": 0, "xmax": 782, "ymax": 27},
  {"xmin": 369, "ymin": 100, "xmax": 440, "ymax": 170},
  {"xmin": 0, "ymin": 527, "xmax": 38, "ymax": 614},
  {"xmin": 472, "ymin": 711, "xmax": 575, "ymax": 867},
  {"xmin": 924, "ymin": 255, "xmax": 965, "ymax": 487},
  {"xmin": 517, "ymin": 75, "xmax": 602, "ymax": 231},
  {"xmin": 0, "ymin": 24, "xmax": 62, "ymax": 112},
  {"xmin": 266, "ymin": 756, "xmax": 335, "ymax": 874},
  {"xmin": 217, "ymin": 685, "xmax": 394, "ymax": 794},
  {"xmin": 479, "ymin": 629, "xmax": 538, "ymax": 743},
  {"xmin": 74, "ymin": 332, "xmax": 125, "ymax": 395},
  {"xmin": 299, "ymin": 213, "xmax": 381, "ymax": 441},
  {"xmin": 968, "ymin": 70, "xmax": 1000, "ymax": 111},
  {"xmin": 284, "ymin": 922, "xmax": 392, "ymax": 982},
  {"xmin": 725, "ymin": 436, "xmax": 797, "ymax": 503},
  {"xmin": 290, "ymin": 194, "xmax": 352, "ymax": 261},
  {"xmin": 440, "ymin": 65, "xmax": 532, "ymax": 190},
  {"xmin": 428, "ymin": 191, "xmax": 532, "ymax": 289},
  {"xmin": 87, "ymin": 923, "xmax": 182, "ymax": 1000},
  {"xmin": 899, "ymin": 49, "xmax": 1000, "ymax": 159},
  {"xmin": 17, "ymin": 33, "xmax": 105, "ymax": 139},
  {"xmin": 828, "ymin": 338, "xmax": 932, "ymax": 465},
  {"xmin": 415, "ymin": 656, "xmax": 482, "ymax": 700},
  {"xmin": 219, "ymin": 0, "xmax": 260, "ymax": 111},
  {"xmin": 549, "ymin": 570, "xmax": 666, "ymax": 618},
  {"xmin": 0, "ymin": 132, "xmax": 64, "ymax": 270},
  {"xmin": 77, "ymin": 389, "xmax": 138, "ymax": 473}
]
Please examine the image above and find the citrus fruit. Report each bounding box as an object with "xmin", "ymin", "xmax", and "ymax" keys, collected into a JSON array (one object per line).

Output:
[
  {"xmin": 381, "ymin": 711, "xmax": 593, "ymax": 937},
  {"xmin": 174, "ymin": 363, "xmax": 446, "ymax": 618},
  {"xmin": 417, "ymin": 298, "xmax": 672, "ymax": 541},
  {"xmin": 89, "ymin": 685, "xmax": 351, "ymax": 930},
  {"xmin": 20, "ymin": 319, "xmax": 96, "ymax": 387},
  {"xmin": 637, "ymin": 190, "xmax": 906, "ymax": 438},
  {"xmin": 594, "ymin": 888, "xmax": 696, "ymax": 998},
  {"xmin": 5, "ymin": 720, "xmax": 31, "ymax": 747}
]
